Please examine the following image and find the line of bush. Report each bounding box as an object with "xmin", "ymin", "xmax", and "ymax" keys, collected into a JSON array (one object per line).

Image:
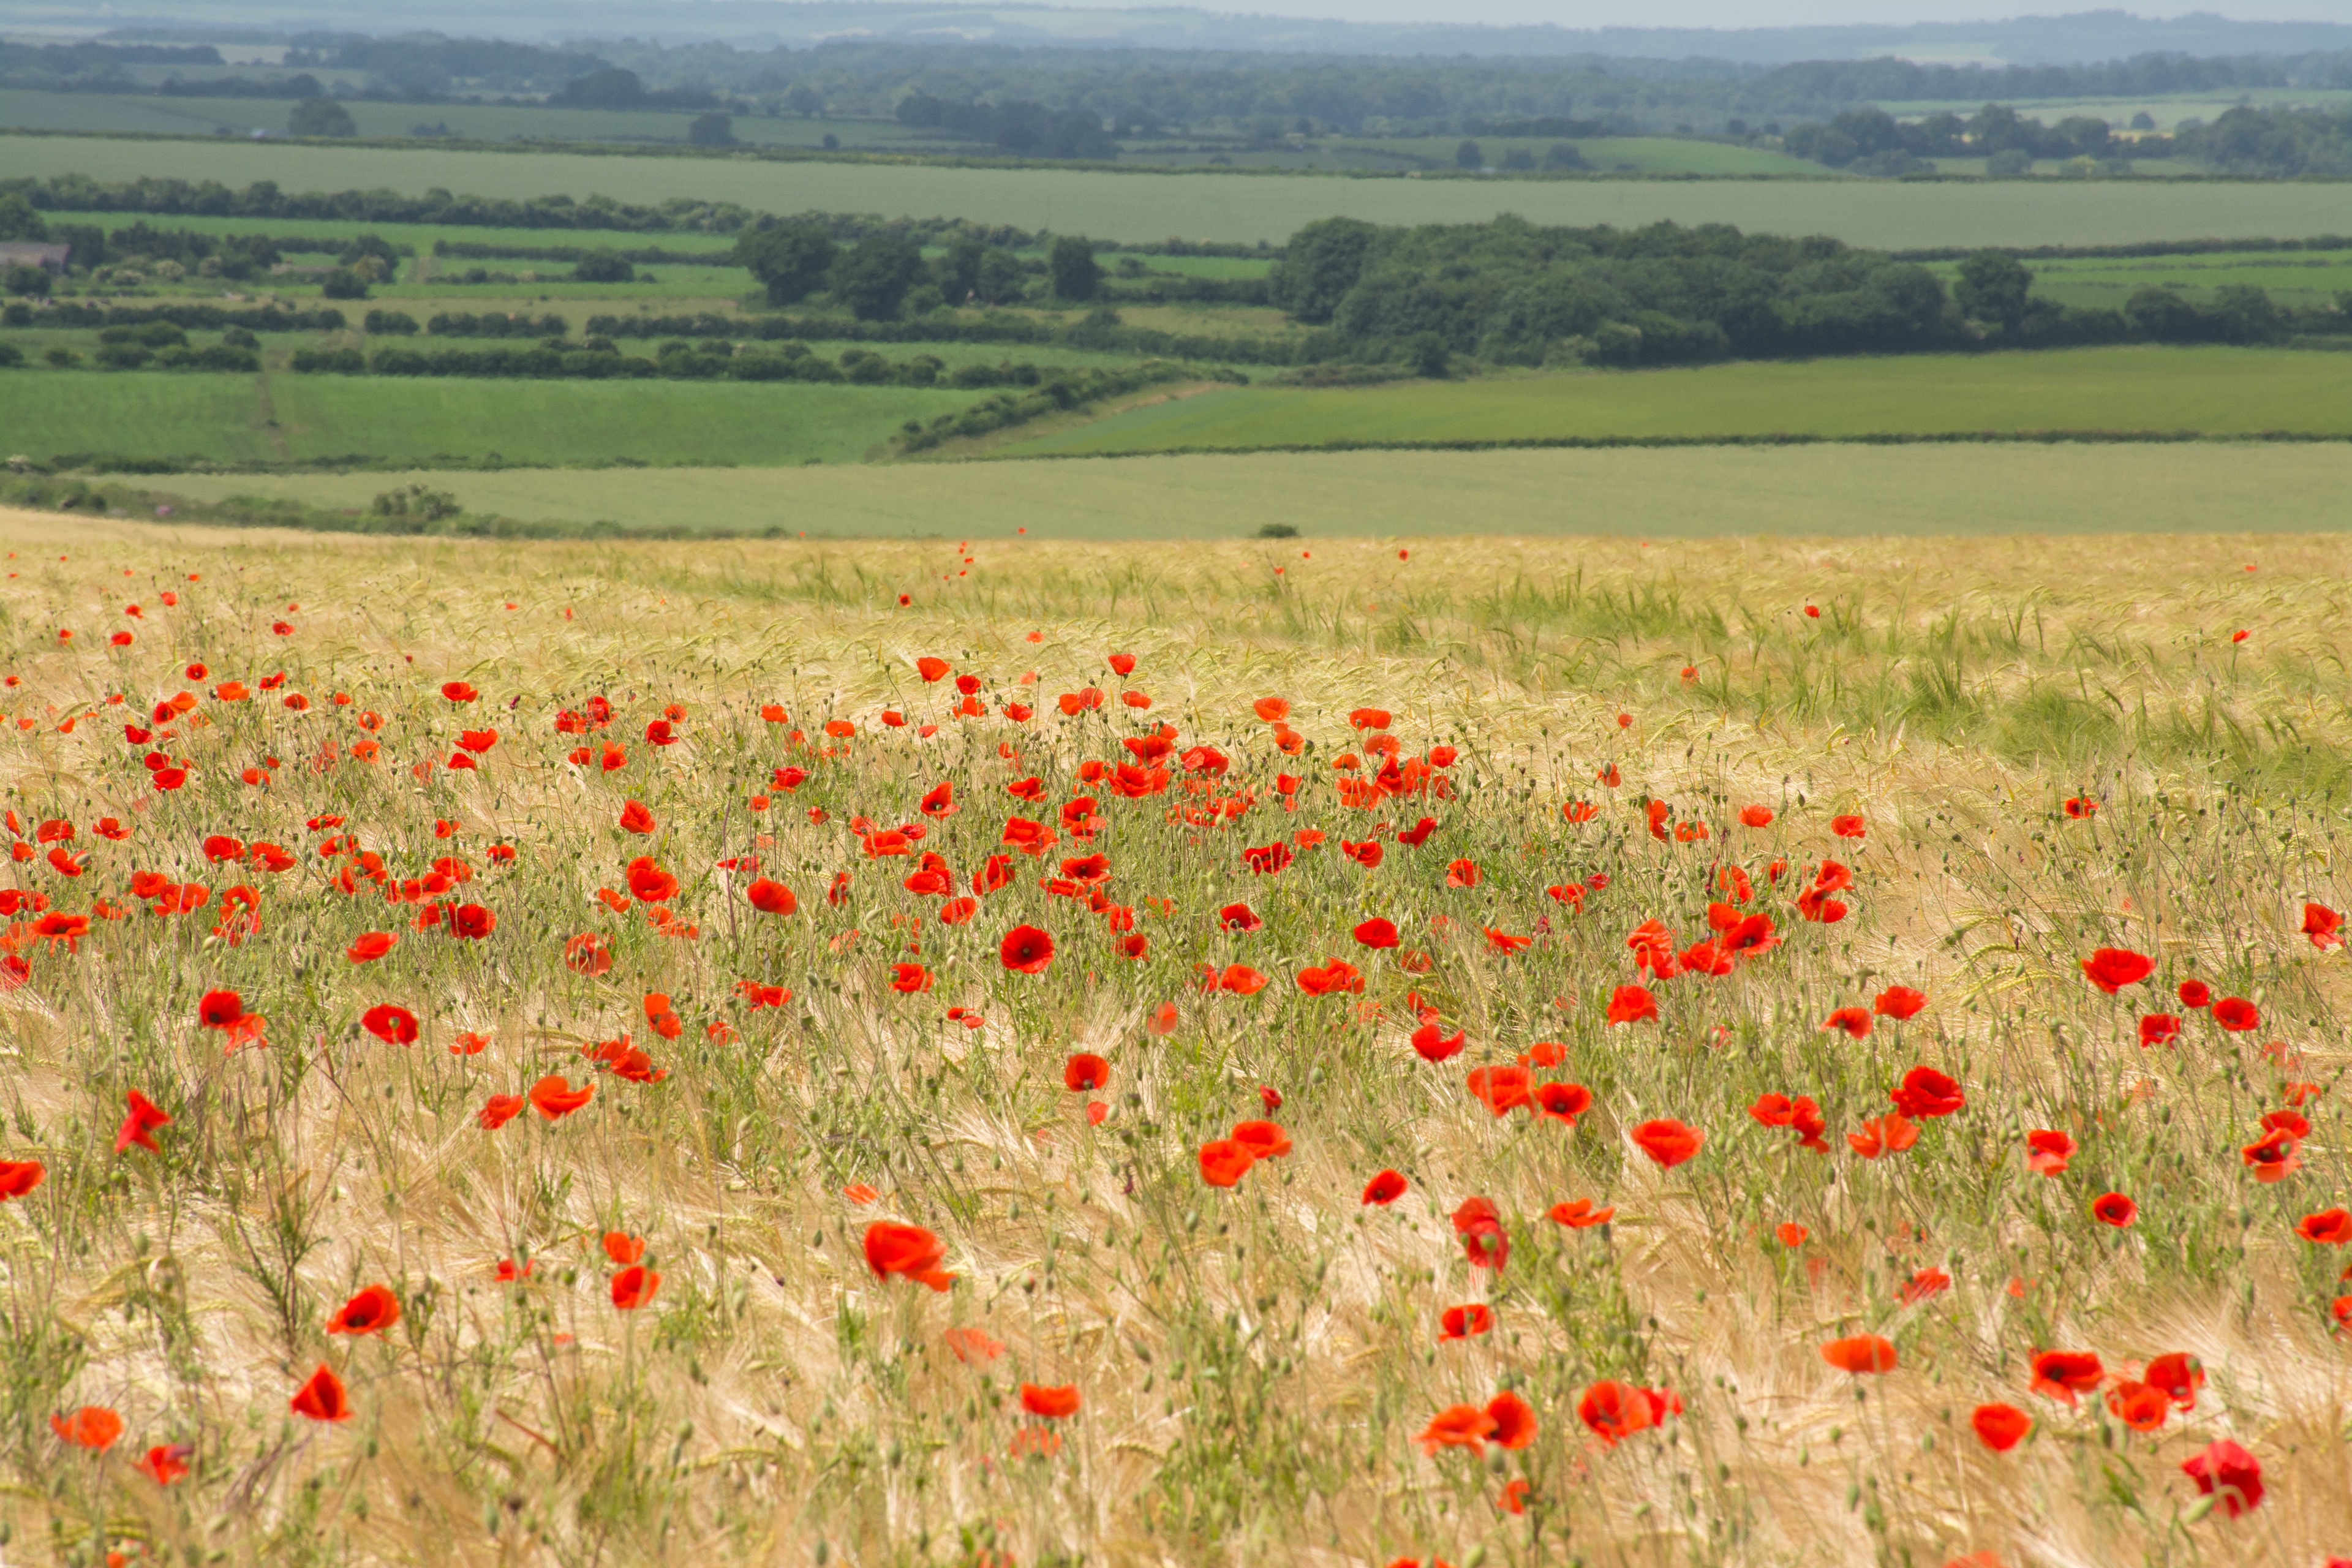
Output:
[
  {"xmin": 895, "ymin": 361, "xmax": 1227, "ymax": 453},
  {"xmin": 286, "ymin": 339, "xmax": 1095, "ymax": 388},
  {"xmin": 582, "ymin": 309, "xmax": 1333, "ymax": 366},
  {"xmin": 1, "ymin": 300, "xmax": 345, "ymax": 331},
  {"xmin": 1020, "ymin": 428, "xmax": 2352, "ymax": 459},
  {"xmin": 1892, "ymin": 234, "xmax": 2352, "ymax": 263},
  {"xmin": 431, "ymin": 239, "xmax": 739, "ymax": 266}
]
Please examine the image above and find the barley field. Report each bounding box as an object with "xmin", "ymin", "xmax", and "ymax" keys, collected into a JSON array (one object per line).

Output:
[{"xmin": 0, "ymin": 508, "xmax": 2346, "ymax": 1568}]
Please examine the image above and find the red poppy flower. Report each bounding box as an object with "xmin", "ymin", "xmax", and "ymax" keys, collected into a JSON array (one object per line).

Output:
[
  {"xmin": 2211, "ymin": 996, "xmax": 2260, "ymax": 1031},
  {"xmin": 1353, "ymin": 916, "xmax": 1400, "ymax": 949},
  {"xmin": 2090, "ymin": 1191, "xmax": 2138, "ymax": 1227},
  {"xmin": 2080, "ymin": 947, "xmax": 2154, "ymax": 993},
  {"xmin": 2178, "ymin": 979, "xmax": 2211, "ymax": 1008},
  {"xmin": 197, "ymin": 988, "xmax": 244, "ymax": 1028},
  {"xmin": 440, "ymin": 680, "xmax": 478, "ymax": 704},
  {"xmin": 1416, "ymin": 1403, "xmax": 1497, "ymax": 1455},
  {"xmin": 2144, "ymin": 1353, "xmax": 2204, "ymax": 1410},
  {"xmin": 1485, "ymin": 1390, "xmax": 1536, "ymax": 1449},
  {"xmin": 1630, "ymin": 1118, "xmax": 1703, "ymax": 1167},
  {"xmin": 529, "ymin": 1075, "xmax": 594, "ymax": 1120},
  {"xmin": 136, "ymin": 1442, "xmax": 193, "ymax": 1485},
  {"xmin": 1452, "ymin": 1197, "xmax": 1509, "ymax": 1270},
  {"xmin": 2138, "ymin": 1013, "xmax": 2182, "ymax": 1047},
  {"xmin": 2025, "ymin": 1129, "xmax": 2076, "ymax": 1176},
  {"xmin": 478, "ymin": 1094, "xmax": 524, "ymax": 1129},
  {"xmin": 1738, "ymin": 804, "xmax": 1774, "ymax": 827},
  {"xmin": 2296, "ymin": 1207, "xmax": 2351, "ymax": 1245},
  {"xmin": 1873, "ymin": 986, "xmax": 1926, "ymax": 1020},
  {"xmin": 1548, "ymin": 1197, "xmax": 1614, "ymax": 1227},
  {"xmin": 1578, "ymin": 1380, "xmax": 1677, "ymax": 1446},
  {"xmin": 1217, "ymin": 902, "xmax": 1262, "ymax": 932},
  {"xmin": 1362, "ymin": 1169, "xmax": 1408, "ymax": 1205},
  {"xmin": 943, "ymin": 1325, "xmax": 1003, "ymax": 1364},
  {"xmin": 1971, "ymin": 1403, "xmax": 2031, "ymax": 1452},
  {"xmin": 608, "ymin": 1264, "xmax": 662, "ymax": 1310},
  {"xmin": 1820, "ymin": 1335, "xmax": 1898, "ymax": 1374},
  {"xmin": 326, "ymin": 1284, "xmax": 400, "ymax": 1336},
  {"xmin": 289, "ymin": 1365, "xmax": 352, "ymax": 1422},
  {"xmin": 1296, "ymin": 959, "xmax": 1366, "ymax": 996},
  {"xmin": 625, "ymin": 856, "xmax": 678, "ymax": 903},
  {"xmin": 2241, "ymin": 1128, "xmax": 2299, "ymax": 1182},
  {"xmin": 1242, "ymin": 842, "xmax": 1292, "ymax": 875},
  {"xmin": 1439, "ymin": 1304, "xmax": 1494, "ymax": 1340},
  {"xmin": 115, "ymin": 1090, "xmax": 170, "ymax": 1154},
  {"xmin": 1534, "ymin": 1080, "xmax": 1593, "ymax": 1125},
  {"xmin": 1848, "ymin": 1114, "xmax": 1920, "ymax": 1158},
  {"xmin": 361, "ymin": 1004, "xmax": 419, "ymax": 1045},
  {"xmin": 1465, "ymin": 1065, "xmax": 1532, "ymax": 1115},
  {"xmin": 1205, "ymin": 963, "xmax": 1267, "ymax": 996},
  {"xmin": 891, "ymin": 963, "xmax": 932, "ymax": 994},
  {"xmin": 564, "ymin": 932, "xmax": 613, "ymax": 974},
  {"xmin": 1820, "ymin": 1006, "xmax": 1872, "ymax": 1038},
  {"xmin": 2302, "ymin": 902, "xmax": 2343, "ymax": 949},
  {"xmin": 1410, "ymin": 1020, "xmax": 1466, "ymax": 1061},
  {"xmin": 616, "ymin": 799, "xmax": 656, "ymax": 835},
  {"xmin": 1199, "ymin": 1139, "xmax": 1255, "ymax": 1187},
  {"xmin": 1831, "ymin": 814, "xmax": 1866, "ymax": 838},
  {"xmin": 864, "ymin": 1221, "xmax": 956, "ymax": 1289},
  {"xmin": 1606, "ymin": 984, "xmax": 1657, "ymax": 1025},
  {"xmin": 1063, "ymin": 1053, "xmax": 1109, "ymax": 1092},
  {"xmin": 346, "ymin": 931, "xmax": 396, "ymax": 963},
  {"xmin": 48, "ymin": 1405, "xmax": 123, "ymax": 1450},
  {"xmin": 1776, "ymin": 1222, "xmax": 1808, "ymax": 1247},
  {"xmin": 1890, "ymin": 1066, "xmax": 1964, "ymax": 1118},
  {"xmin": 1231, "ymin": 1120, "xmax": 1290, "ymax": 1159},
  {"xmin": 2179, "ymin": 1439, "xmax": 2263, "ymax": 1518},
  {"xmin": 1444, "ymin": 858, "xmax": 1480, "ymax": 888},
  {"xmin": 2029, "ymin": 1350, "xmax": 2104, "ymax": 1404},
  {"xmin": 0, "ymin": 1159, "xmax": 45, "ymax": 1199},
  {"xmin": 1021, "ymin": 1382, "xmax": 1080, "ymax": 1419},
  {"xmin": 1000, "ymin": 924, "xmax": 1054, "ymax": 973}
]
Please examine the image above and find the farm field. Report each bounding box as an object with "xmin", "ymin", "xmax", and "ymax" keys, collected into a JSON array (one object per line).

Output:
[
  {"xmin": 2008, "ymin": 251, "xmax": 2352, "ymax": 311},
  {"xmin": 0, "ymin": 371, "xmax": 974, "ymax": 467},
  {"xmin": 0, "ymin": 509, "xmax": 2343, "ymax": 1568},
  {"xmin": 142, "ymin": 442, "xmax": 2352, "ymax": 538},
  {"xmin": 15, "ymin": 133, "xmax": 2352, "ymax": 248},
  {"xmin": 1005, "ymin": 346, "xmax": 2352, "ymax": 456}
]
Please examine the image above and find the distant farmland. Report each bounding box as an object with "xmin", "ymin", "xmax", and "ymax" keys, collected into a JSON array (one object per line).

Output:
[
  {"xmin": 1002, "ymin": 346, "xmax": 2352, "ymax": 456},
  {"xmin": 13, "ymin": 133, "xmax": 2352, "ymax": 249}
]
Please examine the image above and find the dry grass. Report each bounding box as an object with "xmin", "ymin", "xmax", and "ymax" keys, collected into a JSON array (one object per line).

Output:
[{"xmin": 0, "ymin": 508, "xmax": 2345, "ymax": 1568}]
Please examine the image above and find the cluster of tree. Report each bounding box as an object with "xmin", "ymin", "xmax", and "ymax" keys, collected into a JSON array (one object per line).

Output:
[
  {"xmin": 0, "ymin": 39, "xmax": 222, "ymax": 88},
  {"xmin": 894, "ymin": 94, "xmax": 1120, "ymax": 158},
  {"xmin": 432, "ymin": 239, "xmax": 734, "ymax": 266},
  {"xmin": 413, "ymin": 311, "xmax": 571, "ymax": 337},
  {"xmin": 585, "ymin": 307, "xmax": 1316, "ymax": 366},
  {"xmin": 279, "ymin": 34, "xmax": 606, "ymax": 96},
  {"xmin": 733, "ymin": 225, "xmax": 1108, "ymax": 317},
  {"xmin": 2173, "ymin": 104, "xmax": 2352, "ymax": 175},
  {"xmin": 1782, "ymin": 104, "xmax": 2142, "ymax": 173},
  {"xmin": 1779, "ymin": 100, "xmax": 2352, "ymax": 176},
  {"xmin": 545, "ymin": 67, "xmax": 724, "ymax": 111},
  {"xmin": 1267, "ymin": 215, "xmax": 2350, "ymax": 369}
]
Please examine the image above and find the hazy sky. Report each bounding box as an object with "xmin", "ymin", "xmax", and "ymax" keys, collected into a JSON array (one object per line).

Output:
[{"xmin": 1119, "ymin": 1, "xmax": 2352, "ymax": 26}]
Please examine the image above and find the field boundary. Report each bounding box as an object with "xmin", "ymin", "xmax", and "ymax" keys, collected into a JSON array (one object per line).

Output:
[{"xmin": 993, "ymin": 426, "xmax": 2352, "ymax": 460}]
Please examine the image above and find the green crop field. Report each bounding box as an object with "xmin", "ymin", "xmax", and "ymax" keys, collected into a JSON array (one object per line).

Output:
[
  {"xmin": 1004, "ymin": 346, "xmax": 2352, "ymax": 456},
  {"xmin": 15, "ymin": 134, "xmax": 2352, "ymax": 248},
  {"xmin": 0, "ymin": 371, "xmax": 976, "ymax": 467},
  {"xmin": 140, "ymin": 441, "xmax": 2352, "ymax": 538},
  {"xmin": 2015, "ymin": 251, "xmax": 2352, "ymax": 311}
]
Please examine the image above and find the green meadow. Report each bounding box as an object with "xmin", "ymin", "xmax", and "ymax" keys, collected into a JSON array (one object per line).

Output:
[
  {"xmin": 141, "ymin": 442, "xmax": 2352, "ymax": 538},
  {"xmin": 0, "ymin": 372, "xmax": 974, "ymax": 467},
  {"xmin": 1003, "ymin": 346, "xmax": 2352, "ymax": 455},
  {"xmin": 13, "ymin": 133, "xmax": 2352, "ymax": 248}
]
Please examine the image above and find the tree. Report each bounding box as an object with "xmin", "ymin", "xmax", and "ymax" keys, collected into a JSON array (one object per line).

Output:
[
  {"xmin": 830, "ymin": 233, "xmax": 924, "ymax": 320},
  {"xmin": 734, "ymin": 221, "xmax": 837, "ymax": 307},
  {"xmin": 688, "ymin": 113, "xmax": 735, "ymax": 147},
  {"xmin": 1954, "ymin": 250, "xmax": 2033, "ymax": 331},
  {"xmin": 1268, "ymin": 217, "xmax": 1379, "ymax": 324},
  {"xmin": 933, "ymin": 239, "xmax": 984, "ymax": 308},
  {"xmin": 572, "ymin": 249, "xmax": 636, "ymax": 283},
  {"xmin": 1455, "ymin": 139, "xmax": 1483, "ymax": 169},
  {"xmin": 974, "ymin": 247, "xmax": 1027, "ymax": 306},
  {"xmin": 1049, "ymin": 236, "xmax": 1099, "ymax": 302},
  {"xmin": 288, "ymin": 96, "xmax": 357, "ymax": 138},
  {"xmin": 0, "ymin": 193, "xmax": 44, "ymax": 242},
  {"xmin": 549, "ymin": 68, "xmax": 644, "ymax": 109}
]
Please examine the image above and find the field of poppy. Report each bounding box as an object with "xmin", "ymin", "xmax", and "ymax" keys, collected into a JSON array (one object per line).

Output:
[{"xmin": 0, "ymin": 509, "xmax": 2345, "ymax": 1568}]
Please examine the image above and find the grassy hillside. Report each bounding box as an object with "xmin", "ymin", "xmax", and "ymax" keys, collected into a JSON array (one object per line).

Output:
[
  {"xmin": 1004, "ymin": 347, "xmax": 2352, "ymax": 455},
  {"xmin": 0, "ymin": 371, "xmax": 978, "ymax": 467},
  {"xmin": 141, "ymin": 442, "xmax": 2352, "ymax": 538},
  {"xmin": 14, "ymin": 133, "xmax": 2352, "ymax": 248}
]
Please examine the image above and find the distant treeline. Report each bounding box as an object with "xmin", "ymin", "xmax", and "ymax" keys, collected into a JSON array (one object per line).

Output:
[
  {"xmin": 287, "ymin": 339, "xmax": 1074, "ymax": 386},
  {"xmin": 1267, "ymin": 215, "xmax": 2352, "ymax": 368},
  {"xmin": 1779, "ymin": 102, "xmax": 2352, "ymax": 176},
  {"xmin": 432, "ymin": 239, "xmax": 736, "ymax": 266},
  {"xmin": 11, "ymin": 31, "xmax": 2352, "ymax": 138},
  {"xmin": 586, "ymin": 310, "xmax": 1325, "ymax": 367}
]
